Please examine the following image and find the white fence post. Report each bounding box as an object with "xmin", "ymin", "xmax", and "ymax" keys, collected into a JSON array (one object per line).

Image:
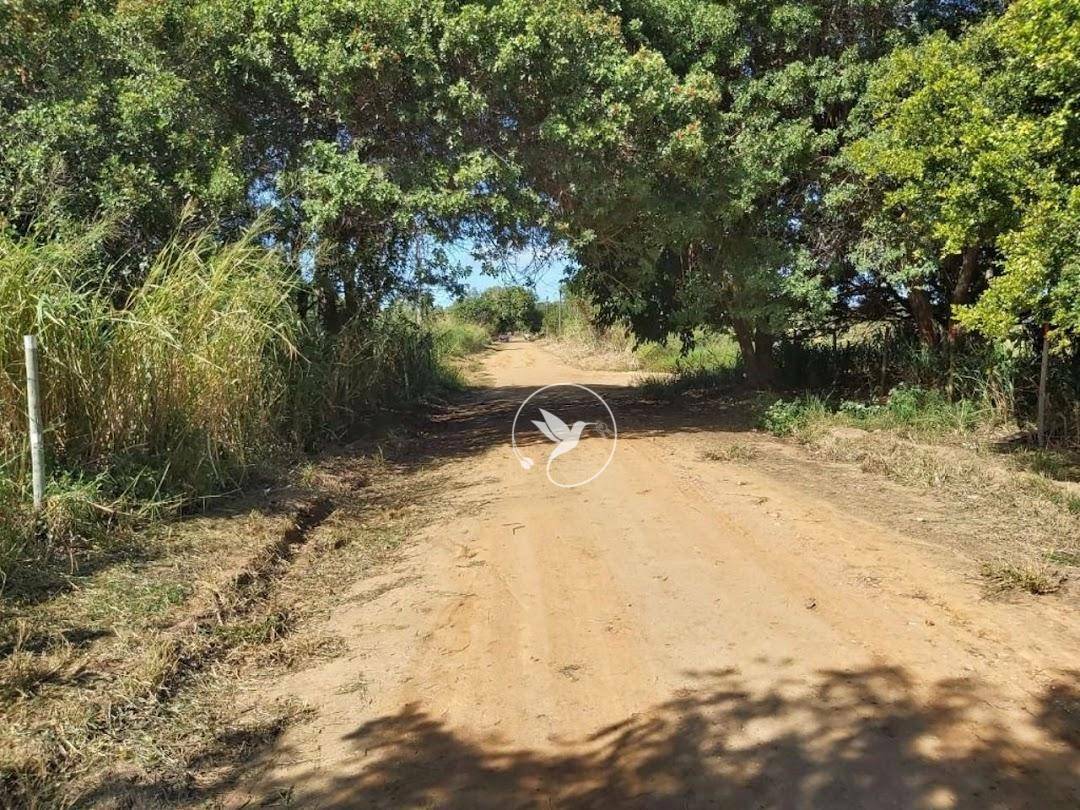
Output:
[{"xmin": 23, "ymin": 335, "xmax": 45, "ymax": 510}]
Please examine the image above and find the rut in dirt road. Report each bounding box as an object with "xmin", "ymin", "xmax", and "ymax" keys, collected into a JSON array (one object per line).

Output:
[{"xmin": 228, "ymin": 340, "xmax": 1080, "ymax": 809}]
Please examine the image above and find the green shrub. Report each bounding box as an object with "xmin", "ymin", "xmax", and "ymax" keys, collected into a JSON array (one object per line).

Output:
[
  {"xmin": 759, "ymin": 396, "xmax": 828, "ymax": 437},
  {"xmin": 432, "ymin": 317, "xmax": 491, "ymax": 359},
  {"xmin": 635, "ymin": 331, "xmax": 740, "ymax": 373}
]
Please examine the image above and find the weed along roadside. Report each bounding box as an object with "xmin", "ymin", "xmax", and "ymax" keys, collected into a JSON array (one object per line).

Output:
[{"xmin": 2, "ymin": 0, "xmax": 1079, "ymax": 806}]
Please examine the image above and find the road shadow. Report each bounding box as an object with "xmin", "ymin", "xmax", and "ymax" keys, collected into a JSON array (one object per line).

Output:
[
  {"xmin": 385, "ymin": 376, "xmax": 758, "ymax": 471},
  {"xmin": 150, "ymin": 664, "xmax": 1080, "ymax": 808}
]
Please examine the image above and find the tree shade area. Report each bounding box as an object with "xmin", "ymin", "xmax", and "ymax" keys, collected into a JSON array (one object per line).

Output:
[{"xmin": 0, "ymin": 0, "xmax": 1076, "ymax": 432}]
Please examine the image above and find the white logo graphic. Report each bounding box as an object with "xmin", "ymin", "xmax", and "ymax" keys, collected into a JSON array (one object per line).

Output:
[{"xmin": 511, "ymin": 384, "xmax": 617, "ymax": 488}]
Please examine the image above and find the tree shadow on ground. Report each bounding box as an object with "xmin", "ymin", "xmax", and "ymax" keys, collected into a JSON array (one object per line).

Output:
[
  {"xmin": 164, "ymin": 664, "xmax": 1080, "ymax": 809},
  {"xmin": 377, "ymin": 378, "xmax": 758, "ymax": 472}
]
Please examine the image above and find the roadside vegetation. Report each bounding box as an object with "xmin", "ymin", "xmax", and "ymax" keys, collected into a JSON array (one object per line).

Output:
[
  {"xmin": 749, "ymin": 382, "xmax": 1079, "ymax": 595},
  {"xmin": 0, "ymin": 219, "xmax": 480, "ymax": 597},
  {"xmin": 540, "ymin": 294, "xmax": 741, "ymax": 374},
  {"xmin": 432, "ymin": 317, "xmax": 492, "ymax": 362},
  {"xmin": 0, "ymin": 437, "xmax": 451, "ymax": 806},
  {"xmin": 450, "ymin": 286, "xmax": 542, "ymax": 335},
  {"xmin": 1, "ymin": 0, "xmax": 1077, "ymax": 803}
]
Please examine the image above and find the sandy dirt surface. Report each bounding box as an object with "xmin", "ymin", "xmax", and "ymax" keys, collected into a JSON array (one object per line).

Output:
[{"xmin": 227, "ymin": 340, "xmax": 1079, "ymax": 809}]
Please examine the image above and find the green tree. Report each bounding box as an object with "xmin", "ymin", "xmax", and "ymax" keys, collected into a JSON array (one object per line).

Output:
[
  {"xmin": 843, "ymin": 0, "xmax": 1078, "ymax": 350},
  {"xmin": 453, "ymin": 286, "xmax": 542, "ymax": 333},
  {"xmin": 1, "ymin": 0, "xmax": 664, "ymax": 333},
  {"xmin": 560, "ymin": 1, "xmax": 996, "ymax": 383},
  {"xmin": 0, "ymin": 0, "xmax": 283, "ymax": 267},
  {"xmin": 953, "ymin": 0, "xmax": 1080, "ymax": 349}
]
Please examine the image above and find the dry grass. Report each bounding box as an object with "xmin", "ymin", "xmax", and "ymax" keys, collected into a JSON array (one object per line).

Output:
[
  {"xmin": 0, "ymin": 441, "xmax": 451, "ymax": 807},
  {"xmin": 700, "ymin": 442, "xmax": 759, "ymax": 463},
  {"xmin": 979, "ymin": 560, "xmax": 1068, "ymax": 596},
  {"xmin": 544, "ymin": 333, "xmax": 642, "ymax": 372},
  {"xmin": 802, "ymin": 427, "xmax": 1080, "ymax": 595}
]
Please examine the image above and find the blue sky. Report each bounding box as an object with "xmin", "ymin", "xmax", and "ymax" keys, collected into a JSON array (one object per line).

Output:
[{"xmin": 434, "ymin": 241, "xmax": 570, "ymax": 305}]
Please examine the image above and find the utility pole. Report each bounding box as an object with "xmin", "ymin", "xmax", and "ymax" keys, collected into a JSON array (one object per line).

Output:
[{"xmin": 24, "ymin": 335, "xmax": 45, "ymax": 509}]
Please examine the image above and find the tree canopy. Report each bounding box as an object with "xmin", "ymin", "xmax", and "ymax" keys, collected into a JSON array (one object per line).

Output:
[{"xmin": 1, "ymin": 0, "xmax": 1076, "ymax": 374}]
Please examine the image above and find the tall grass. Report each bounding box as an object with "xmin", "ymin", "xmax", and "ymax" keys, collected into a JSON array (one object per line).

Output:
[
  {"xmin": 432, "ymin": 316, "xmax": 491, "ymax": 360},
  {"xmin": 0, "ymin": 224, "xmax": 301, "ymax": 587},
  {"xmin": 0, "ymin": 226, "xmax": 297, "ymax": 500},
  {"xmin": 285, "ymin": 308, "xmax": 463, "ymax": 444},
  {"xmin": 0, "ymin": 224, "xmax": 465, "ymax": 589}
]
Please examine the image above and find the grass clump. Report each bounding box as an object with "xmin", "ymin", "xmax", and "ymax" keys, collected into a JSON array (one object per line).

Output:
[
  {"xmin": 760, "ymin": 396, "xmax": 830, "ymax": 437},
  {"xmin": 979, "ymin": 560, "xmax": 1067, "ymax": 596},
  {"xmin": 285, "ymin": 309, "xmax": 464, "ymax": 444}
]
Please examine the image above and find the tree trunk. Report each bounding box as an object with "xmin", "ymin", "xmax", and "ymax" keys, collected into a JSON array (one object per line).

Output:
[
  {"xmin": 732, "ymin": 319, "xmax": 755, "ymax": 373},
  {"xmin": 951, "ymin": 245, "xmax": 979, "ymax": 307},
  {"xmin": 732, "ymin": 319, "xmax": 776, "ymax": 388},
  {"xmin": 908, "ymin": 288, "xmax": 938, "ymax": 347},
  {"xmin": 1037, "ymin": 323, "xmax": 1050, "ymax": 448},
  {"xmin": 316, "ymin": 268, "xmax": 341, "ymax": 334},
  {"xmin": 753, "ymin": 328, "xmax": 777, "ymax": 386},
  {"xmin": 945, "ymin": 244, "xmax": 981, "ymax": 350}
]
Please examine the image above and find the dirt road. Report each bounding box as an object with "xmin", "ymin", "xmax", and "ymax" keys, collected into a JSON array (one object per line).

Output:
[{"xmin": 230, "ymin": 341, "xmax": 1079, "ymax": 808}]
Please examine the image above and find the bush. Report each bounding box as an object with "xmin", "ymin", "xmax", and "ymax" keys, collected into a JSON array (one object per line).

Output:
[
  {"xmin": 433, "ymin": 317, "xmax": 491, "ymax": 359},
  {"xmin": 451, "ymin": 287, "xmax": 541, "ymax": 333},
  {"xmin": 759, "ymin": 396, "xmax": 829, "ymax": 437},
  {"xmin": 635, "ymin": 331, "xmax": 740, "ymax": 373}
]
